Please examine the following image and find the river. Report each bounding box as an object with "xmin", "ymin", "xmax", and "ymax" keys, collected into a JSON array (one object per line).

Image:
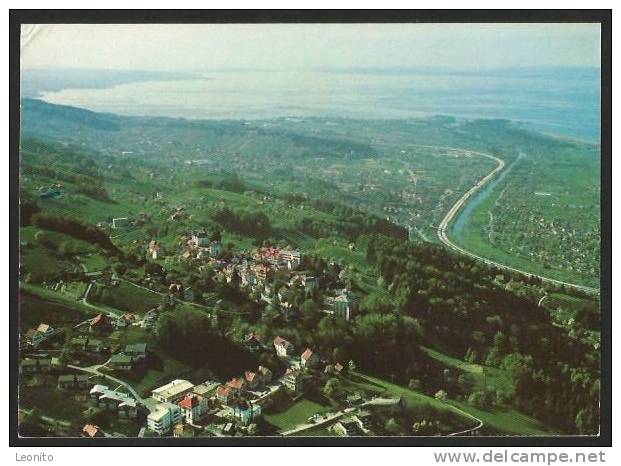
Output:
[{"xmin": 451, "ymin": 150, "xmax": 525, "ymax": 242}]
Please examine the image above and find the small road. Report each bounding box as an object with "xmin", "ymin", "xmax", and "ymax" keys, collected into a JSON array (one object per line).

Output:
[
  {"xmin": 118, "ymin": 277, "xmax": 248, "ymax": 316},
  {"xmin": 72, "ymin": 285, "xmax": 122, "ymax": 329},
  {"xmin": 280, "ymin": 397, "xmax": 400, "ymax": 436},
  {"xmin": 434, "ymin": 145, "xmax": 599, "ymax": 296},
  {"xmin": 67, "ymin": 364, "xmax": 158, "ymax": 413},
  {"xmin": 446, "ymin": 403, "xmax": 484, "ymax": 436}
]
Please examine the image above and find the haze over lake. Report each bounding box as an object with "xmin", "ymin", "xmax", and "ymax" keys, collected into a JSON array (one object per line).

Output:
[{"xmin": 32, "ymin": 67, "xmax": 600, "ymax": 142}]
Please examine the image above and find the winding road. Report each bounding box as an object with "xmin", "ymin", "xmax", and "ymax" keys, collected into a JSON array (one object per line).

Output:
[
  {"xmin": 67, "ymin": 364, "xmax": 158, "ymax": 413},
  {"xmin": 434, "ymin": 146, "xmax": 599, "ymax": 295}
]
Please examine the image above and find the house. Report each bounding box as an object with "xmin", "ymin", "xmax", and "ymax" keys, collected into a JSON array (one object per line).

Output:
[
  {"xmin": 173, "ymin": 423, "xmax": 196, "ymax": 438},
  {"xmin": 280, "ymin": 249, "xmax": 301, "ymax": 269},
  {"xmin": 300, "ymin": 348, "xmax": 319, "ymax": 369},
  {"xmin": 331, "ymin": 417, "xmax": 366, "ymax": 437},
  {"xmin": 147, "ymin": 402, "xmax": 182, "ymax": 435},
  {"xmin": 178, "ymin": 393, "xmax": 209, "ymax": 424},
  {"xmin": 353, "ymin": 410, "xmax": 374, "ymax": 433},
  {"xmin": 301, "ymin": 275, "xmax": 318, "ymax": 292},
  {"xmin": 147, "ymin": 240, "xmax": 161, "ymax": 260},
  {"xmin": 244, "ymin": 371, "xmax": 259, "ymax": 390},
  {"xmin": 57, "ymin": 374, "xmax": 90, "ymax": 390},
  {"xmin": 152, "ymin": 379, "xmax": 194, "ymax": 403},
  {"xmin": 121, "ymin": 313, "xmax": 139, "ymax": 326},
  {"xmin": 89, "ymin": 385, "xmax": 138, "ymax": 418},
  {"xmin": 333, "ymin": 290, "xmax": 359, "ymax": 321},
  {"xmin": 124, "ymin": 343, "xmax": 147, "ymax": 361},
  {"xmin": 346, "ymin": 393, "xmax": 364, "ymax": 406},
  {"xmin": 189, "ymin": 233, "xmax": 210, "ymax": 248},
  {"xmin": 258, "ymin": 365, "xmax": 273, "ymax": 384},
  {"xmin": 112, "ymin": 217, "xmax": 130, "ymax": 229},
  {"xmin": 24, "ymin": 329, "xmax": 40, "ymax": 346},
  {"xmin": 254, "ymin": 264, "xmax": 273, "ymax": 282},
  {"xmin": 240, "ymin": 268, "xmax": 256, "ymax": 288},
  {"xmin": 24, "ymin": 323, "xmax": 55, "ymax": 346},
  {"xmin": 280, "ymin": 369, "xmax": 304, "ymax": 394},
  {"xmin": 192, "ymin": 381, "xmax": 220, "ymax": 398},
  {"xmin": 82, "ymin": 424, "xmax": 103, "ymax": 438},
  {"xmin": 273, "ymin": 336, "xmax": 295, "ymax": 358},
  {"xmin": 243, "ymin": 332, "xmax": 262, "ymax": 352},
  {"xmin": 21, "ymin": 358, "xmax": 51, "ymax": 374},
  {"xmin": 333, "ymin": 362, "xmax": 345, "ymax": 374},
  {"xmin": 90, "ymin": 314, "xmax": 113, "ymax": 334},
  {"xmin": 209, "ymin": 241, "xmax": 222, "ymax": 258},
  {"xmin": 216, "ymin": 385, "xmax": 233, "ymax": 405},
  {"xmin": 108, "ymin": 353, "xmax": 133, "ymax": 371},
  {"xmin": 168, "ymin": 283, "xmax": 183, "ymax": 295},
  {"xmin": 226, "ymin": 377, "xmax": 246, "ymax": 397},
  {"xmin": 232, "ymin": 399, "xmax": 262, "ymax": 426}
]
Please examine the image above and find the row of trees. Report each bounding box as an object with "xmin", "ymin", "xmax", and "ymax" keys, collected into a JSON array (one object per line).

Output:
[{"xmin": 32, "ymin": 213, "xmax": 118, "ymax": 253}]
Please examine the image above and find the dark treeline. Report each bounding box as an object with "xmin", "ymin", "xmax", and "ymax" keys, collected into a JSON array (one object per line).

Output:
[
  {"xmin": 75, "ymin": 185, "xmax": 115, "ymax": 203},
  {"xmin": 366, "ymin": 235, "xmax": 600, "ymax": 434},
  {"xmin": 212, "ymin": 206, "xmax": 272, "ymax": 240},
  {"xmin": 195, "ymin": 173, "xmax": 246, "ymax": 194},
  {"xmin": 296, "ymin": 197, "xmax": 407, "ymax": 241},
  {"xmin": 32, "ymin": 213, "xmax": 118, "ymax": 253},
  {"xmin": 156, "ymin": 307, "xmax": 257, "ymax": 379}
]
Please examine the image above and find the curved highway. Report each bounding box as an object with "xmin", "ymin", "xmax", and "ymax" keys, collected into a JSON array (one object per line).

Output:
[{"xmin": 433, "ymin": 146, "xmax": 599, "ymax": 296}]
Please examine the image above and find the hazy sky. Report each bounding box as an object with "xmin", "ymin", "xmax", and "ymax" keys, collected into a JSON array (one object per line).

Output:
[{"xmin": 21, "ymin": 23, "xmax": 601, "ymax": 71}]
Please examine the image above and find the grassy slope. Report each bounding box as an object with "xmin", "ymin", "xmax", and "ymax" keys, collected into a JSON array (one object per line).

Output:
[{"xmin": 350, "ymin": 372, "xmax": 554, "ymax": 436}]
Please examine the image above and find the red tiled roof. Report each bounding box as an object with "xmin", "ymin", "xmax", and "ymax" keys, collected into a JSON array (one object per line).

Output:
[
  {"xmin": 83, "ymin": 424, "xmax": 100, "ymax": 437},
  {"xmin": 245, "ymin": 371, "xmax": 257, "ymax": 383},
  {"xmin": 301, "ymin": 348, "xmax": 313, "ymax": 361},
  {"xmin": 179, "ymin": 393, "xmax": 201, "ymax": 409},
  {"xmin": 90, "ymin": 314, "xmax": 110, "ymax": 326}
]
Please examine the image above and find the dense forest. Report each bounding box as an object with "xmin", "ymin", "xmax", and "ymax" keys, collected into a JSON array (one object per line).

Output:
[{"xmin": 365, "ymin": 235, "xmax": 600, "ymax": 434}]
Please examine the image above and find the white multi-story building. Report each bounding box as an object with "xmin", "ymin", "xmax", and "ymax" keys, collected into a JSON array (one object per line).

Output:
[
  {"xmin": 152, "ymin": 379, "xmax": 194, "ymax": 403},
  {"xmin": 147, "ymin": 402, "xmax": 182, "ymax": 435}
]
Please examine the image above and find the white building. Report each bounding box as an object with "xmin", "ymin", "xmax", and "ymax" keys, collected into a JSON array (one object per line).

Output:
[
  {"xmin": 280, "ymin": 249, "xmax": 301, "ymax": 269},
  {"xmin": 152, "ymin": 379, "xmax": 195, "ymax": 403},
  {"xmin": 178, "ymin": 393, "xmax": 209, "ymax": 424},
  {"xmin": 112, "ymin": 217, "xmax": 130, "ymax": 229},
  {"xmin": 273, "ymin": 336, "xmax": 295, "ymax": 358},
  {"xmin": 147, "ymin": 402, "xmax": 182, "ymax": 435}
]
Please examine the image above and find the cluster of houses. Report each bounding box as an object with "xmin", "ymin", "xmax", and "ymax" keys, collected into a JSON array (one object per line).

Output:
[
  {"xmin": 23, "ymin": 323, "xmax": 60, "ymax": 348},
  {"xmin": 186, "ymin": 239, "xmax": 357, "ymax": 321},
  {"xmin": 145, "ymin": 371, "xmax": 268, "ymax": 436},
  {"xmin": 139, "ymin": 331, "xmax": 356, "ymax": 436}
]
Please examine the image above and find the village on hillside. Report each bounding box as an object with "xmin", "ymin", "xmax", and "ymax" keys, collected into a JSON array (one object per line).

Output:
[{"xmin": 18, "ymin": 229, "xmax": 422, "ymax": 438}]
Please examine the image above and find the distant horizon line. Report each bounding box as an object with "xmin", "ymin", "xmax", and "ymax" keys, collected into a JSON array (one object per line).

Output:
[{"xmin": 21, "ymin": 64, "xmax": 602, "ymax": 74}]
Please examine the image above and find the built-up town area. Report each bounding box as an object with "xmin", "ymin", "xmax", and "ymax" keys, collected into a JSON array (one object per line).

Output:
[{"xmin": 20, "ymin": 225, "xmax": 408, "ymax": 438}]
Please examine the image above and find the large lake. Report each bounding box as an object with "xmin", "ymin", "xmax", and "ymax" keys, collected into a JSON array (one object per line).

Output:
[{"xmin": 36, "ymin": 68, "xmax": 601, "ymax": 142}]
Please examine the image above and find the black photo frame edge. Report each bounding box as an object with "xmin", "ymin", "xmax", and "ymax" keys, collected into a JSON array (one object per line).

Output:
[{"xmin": 8, "ymin": 8, "xmax": 612, "ymax": 448}]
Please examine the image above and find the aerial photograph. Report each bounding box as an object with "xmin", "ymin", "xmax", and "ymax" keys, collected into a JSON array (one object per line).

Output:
[{"xmin": 16, "ymin": 21, "xmax": 602, "ymax": 440}]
